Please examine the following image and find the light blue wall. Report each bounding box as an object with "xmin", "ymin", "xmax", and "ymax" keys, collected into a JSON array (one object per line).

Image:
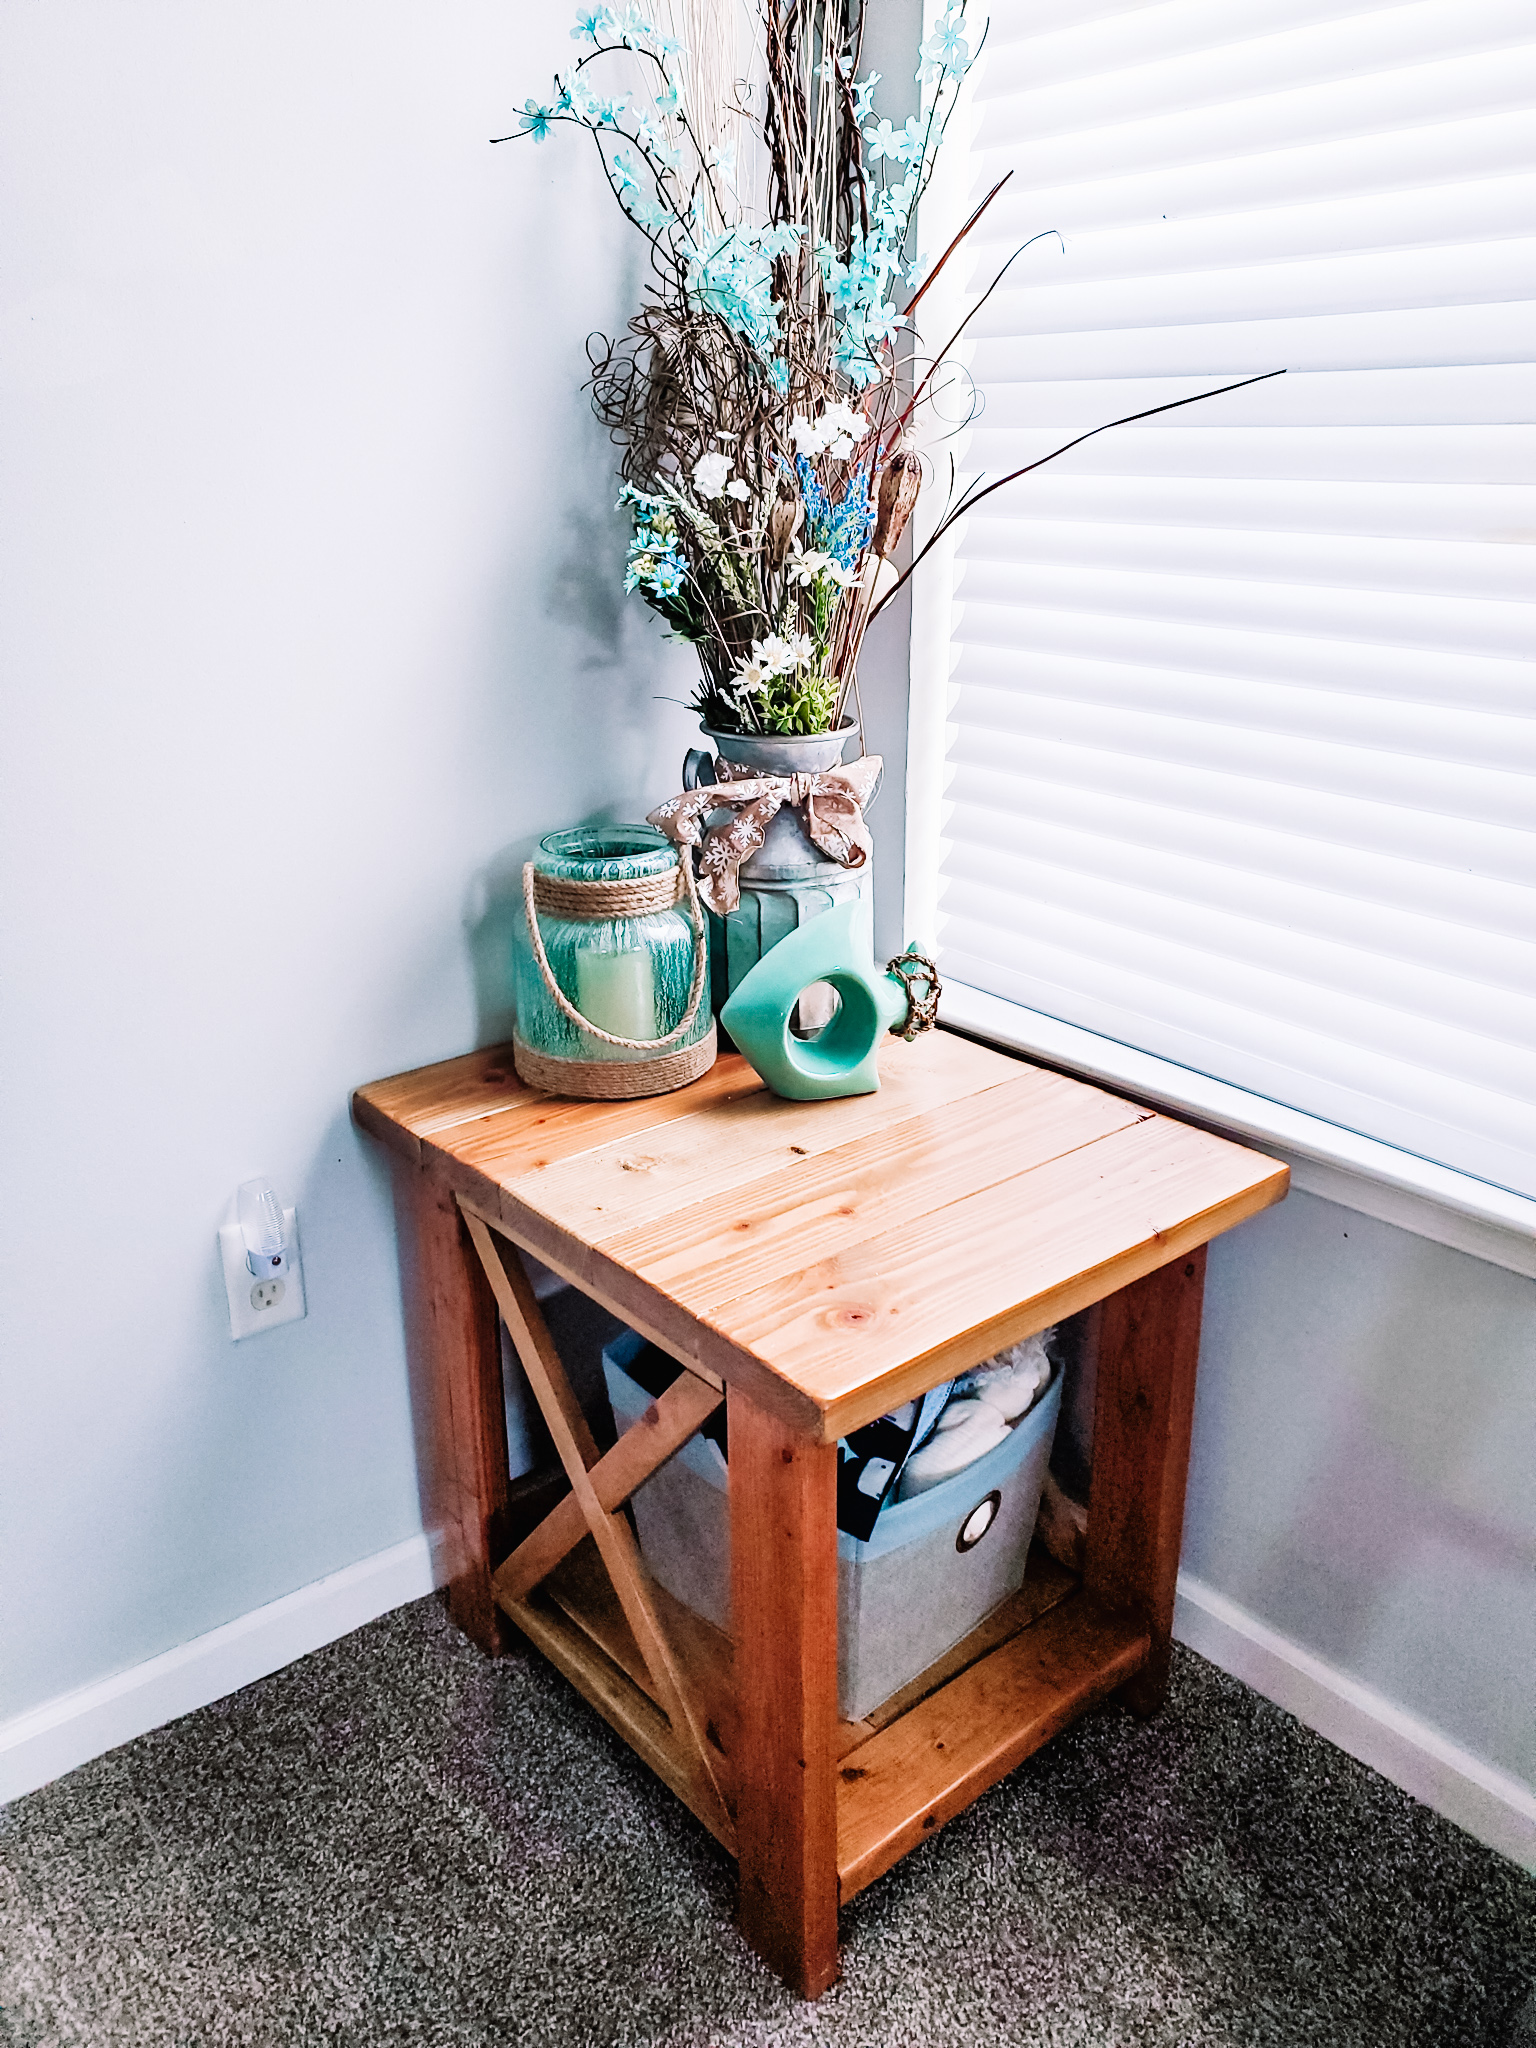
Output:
[
  {"xmin": 0, "ymin": 0, "xmax": 698, "ymax": 1721},
  {"xmin": 1193, "ymin": 1192, "xmax": 1536, "ymax": 1784}
]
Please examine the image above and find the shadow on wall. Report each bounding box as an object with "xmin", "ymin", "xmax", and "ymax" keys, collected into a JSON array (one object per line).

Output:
[
  {"xmin": 549, "ymin": 506, "xmax": 627, "ymax": 664},
  {"xmin": 464, "ymin": 444, "xmax": 701, "ymax": 1048}
]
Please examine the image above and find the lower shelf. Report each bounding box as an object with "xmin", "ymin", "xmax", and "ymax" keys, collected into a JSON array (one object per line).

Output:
[
  {"xmin": 497, "ymin": 1537, "xmax": 1145, "ymax": 1901},
  {"xmin": 835, "ymin": 1595, "xmax": 1148, "ymax": 1899}
]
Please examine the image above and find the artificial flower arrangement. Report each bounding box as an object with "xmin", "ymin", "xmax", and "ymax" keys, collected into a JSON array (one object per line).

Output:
[
  {"xmin": 501, "ymin": 0, "xmax": 986, "ymax": 739},
  {"xmin": 500, "ymin": 3, "xmax": 1278, "ymax": 744}
]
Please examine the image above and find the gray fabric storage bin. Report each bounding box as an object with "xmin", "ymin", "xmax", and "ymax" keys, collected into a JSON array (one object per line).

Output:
[{"xmin": 603, "ymin": 1330, "xmax": 1063, "ymax": 1722}]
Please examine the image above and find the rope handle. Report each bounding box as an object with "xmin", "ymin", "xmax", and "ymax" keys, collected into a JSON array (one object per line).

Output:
[{"xmin": 521, "ymin": 857, "xmax": 709, "ymax": 1052}]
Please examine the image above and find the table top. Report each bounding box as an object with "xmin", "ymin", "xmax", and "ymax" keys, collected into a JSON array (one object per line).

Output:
[{"xmin": 355, "ymin": 1031, "xmax": 1287, "ymax": 1440}]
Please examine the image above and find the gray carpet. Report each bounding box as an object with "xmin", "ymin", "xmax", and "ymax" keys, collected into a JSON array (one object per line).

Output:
[{"xmin": 2, "ymin": 1595, "xmax": 1532, "ymax": 2047}]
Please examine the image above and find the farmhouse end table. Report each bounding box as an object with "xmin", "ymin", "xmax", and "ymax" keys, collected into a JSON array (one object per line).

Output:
[{"xmin": 354, "ymin": 1030, "xmax": 1286, "ymax": 1997}]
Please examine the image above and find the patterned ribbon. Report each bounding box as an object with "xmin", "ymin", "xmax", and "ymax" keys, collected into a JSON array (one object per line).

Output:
[{"xmin": 648, "ymin": 754, "xmax": 883, "ymax": 916}]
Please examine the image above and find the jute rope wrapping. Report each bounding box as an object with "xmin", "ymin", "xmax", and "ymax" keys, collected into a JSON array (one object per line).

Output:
[
  {"xmin": 511, "ymin": 1023, "xmax": 717, "ymax": 1100},
  {"xmin": 515, "ymin": 853, "xmax": 713, "ymax": 1099},
  {"xmin": 529, "ymin": 868, "xmax": 685, "ymax": 922}
]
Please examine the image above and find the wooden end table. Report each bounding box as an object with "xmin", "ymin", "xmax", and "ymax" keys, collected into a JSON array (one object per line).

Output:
[{"xmin": 354, "ymin": 1030, "xmax": 1286, "ymax": 1998}]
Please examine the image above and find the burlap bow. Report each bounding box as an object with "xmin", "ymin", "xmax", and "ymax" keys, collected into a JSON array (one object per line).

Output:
[{"xmin": 648, "ymin": 753, "xmax": 883, "ymax": 916}]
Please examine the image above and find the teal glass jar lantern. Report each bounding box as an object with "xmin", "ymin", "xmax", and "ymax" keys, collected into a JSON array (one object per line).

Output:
[{"xmin": 512, "ymin": 826, "xmax": 716, "ymax": 1100}]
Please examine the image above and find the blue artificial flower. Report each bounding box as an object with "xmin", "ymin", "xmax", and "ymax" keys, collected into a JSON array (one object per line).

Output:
[
  {"xmin": 895, "ymin": 115, "xmax": 927, "ymax": 164},
  {"xmin": 850, "ymin": 70, "xmax": 881, "ymax": 122},
  {"xmin": 839, "ymin": 349, "xmax": 882, "ymax": 390},
  {"xmin": 918, "ymin": 8, "xmax": 971, "ymax": 87},
  {"xmin": 650, "ymin": 558, "xmax": 685, "ymax": 597},
  {"xmin": 611, "ymin": 147, "xmax": 641, "ymax": 191},
  {"xmin": 563, "ymin": 76, "xmax": 599, "ymax": 121},
  {"xmin": 758, "ymin": 224, "xmax": 805, "ymax": 260},
  {"xmin": 686, "ymin": 227, "xmax": 782, "ymax": 353},
  {"xmin": 866, "ymin": 238, "xmax": 903, "ymax": 285},
  {"xmin": 798, "ymin": 458, "xmax": 876, "ymax": 567},
  {"xmin": 863, "ymin": 118, "xmax": 904, "ymax": 163},
  {"xmin": 873, "ymin": 177, "xmax": 917, "ymax": 235},
  {"xmin": 519, "ymin": 99, "xmax": 557, "ymax": 143},
  {"xmin": 796, "ymin": 456, "xmax": 833, "ymax": 547},
  {"xmin": 618, "ymin": 482, "xmax": 669, "ymax": 519},
  {"xmin": 820, "ymin": 252, "xmax": 854, "ymax": 308},
  {"xmin": 860, "ymin": 301, "xmax": 905, "ymax": 344},
  {"xmin": 570, "ymin": 6, "xmax": 614, "ymax": 42}
]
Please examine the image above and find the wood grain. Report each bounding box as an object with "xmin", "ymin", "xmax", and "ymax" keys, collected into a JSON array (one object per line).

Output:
[
  {"xmin": 355, "ymin": 1027, "xmax": 1291, "ymax": 2000},
  {"xmin": 541, "ymin": 1540, "xmax": 730, "ymax": 1735},
  {"xmin": 506, "ymin": 1030, "xmax": 1023, "ymax": 1241},
  {"xmin": 364, "ymin": 1032, "xmax": 1283, "ymax": 1441},
  {"xmin": 424, "ymin": 1055, "xmax": 766, "ymax": 1206},
  {"xmin": 697, "ymin": 1114, "xmax": 1287, "ymax": 1438},
  {"xmin": 353, "ymin": 1043, "xmax": 528, "ymax": 1161},
  {"xmin": 1083, "ymin": 1250, "xmax": 1206, "ymax": 1716},
  {"xmin": 492, "ymin": 1367, "xmax": 723, "ymax": 1605},
  {"xmin": 390, "ymin": 1163, "xmax": 510, "ymax": 1654},
  {"xmin": 537, "ymin": 1537, "xmax": 871, "ymax": 1791},
  {"xmin": 603, "ymin": 1073, "xmax": 1149, "ymax": 1313},
  {"xmin": 462, "ymin": 1206, "xmax": 730, "ymax": 1838},
  {"xmin": 536, "ymin": 1540, "xmax": 1077, "ymax": 1791},
  {"xmin": 729, "ymin": 1387, "xmax": 842, "ymax": 2000},
  {"xmin": 836, "ymin": 1595, "xmax": 1148, "ymax": 1901}
]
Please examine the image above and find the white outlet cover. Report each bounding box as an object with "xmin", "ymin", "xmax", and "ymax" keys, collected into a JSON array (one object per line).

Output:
[{"xmin": 219, "ymin": 1205, "xmax": 307, "ymax": 1340}]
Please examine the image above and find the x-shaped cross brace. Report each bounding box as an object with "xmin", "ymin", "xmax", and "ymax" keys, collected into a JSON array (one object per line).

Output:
[{"xmin": 457, "ymin": 1200, "xmax": 735, "ymax": 1846}]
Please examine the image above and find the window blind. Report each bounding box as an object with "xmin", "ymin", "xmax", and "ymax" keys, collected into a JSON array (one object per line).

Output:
[{"xmin": 924, "ymin": 0, "xmax": 1536, "ymax": 1200}]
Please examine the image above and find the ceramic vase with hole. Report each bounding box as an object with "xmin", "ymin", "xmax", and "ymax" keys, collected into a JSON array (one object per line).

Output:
[
  {"xmin": 682, "ymin": 719, "xmax": 878, "ymax": 1030},
  {"xmin": 511, "ymin": 825, "xmax": 715, "ymax": 1099}
]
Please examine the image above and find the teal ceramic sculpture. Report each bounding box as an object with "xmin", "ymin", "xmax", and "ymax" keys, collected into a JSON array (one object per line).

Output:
[{"xmin": 720, "ymin": 901, "xmax": 940, "ymax": 1100}]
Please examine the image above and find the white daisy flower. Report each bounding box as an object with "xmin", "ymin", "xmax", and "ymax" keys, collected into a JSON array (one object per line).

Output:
[
  {"xmin": 789, "ymin": 414, "xmax": 824, "ymax": 457},
  {"xmin": 820, "ymin": 400, "xmax": 870, "ymax": 446},
  {"xmin": 692, "ymin": 450, "xmax": 733, "ymax": 498}
]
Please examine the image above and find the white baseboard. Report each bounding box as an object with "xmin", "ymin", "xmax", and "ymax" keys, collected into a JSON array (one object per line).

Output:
[
  {"xmin": 8, "ymin": 1537, "xmax": 1530, "ymax": 1874},
  {"xmin": 0, "ymin": 1533, "xmax": 440, "ymax": 1806},
  {"xmin": 1175, "ymin": 1572, "xmax": 1536, "ymax": 1871}
]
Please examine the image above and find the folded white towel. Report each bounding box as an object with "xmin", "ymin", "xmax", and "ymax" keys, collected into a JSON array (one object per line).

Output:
[
  {"xmin": 967, "ymin": 1333, "xmax": 1052, "ymax": 1422},
  {"xmin": 897, "ymin": 1402, "xmax": 1011, "ymax": 1497}
]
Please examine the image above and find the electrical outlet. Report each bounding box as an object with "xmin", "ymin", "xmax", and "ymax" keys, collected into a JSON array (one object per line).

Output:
[{"xmin": 220, "ymin": 1205, "xmax": 307, "ymax": 1340}]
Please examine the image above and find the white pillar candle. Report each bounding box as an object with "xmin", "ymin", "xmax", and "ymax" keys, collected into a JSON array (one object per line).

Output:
[{"xmin": 575, "ymin": 948, "xmax": 657, "ymax": 1042}]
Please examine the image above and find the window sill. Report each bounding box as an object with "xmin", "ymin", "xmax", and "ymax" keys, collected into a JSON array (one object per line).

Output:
[{"xmin": 940, "ymin": 981, "xmax": 1536, "ymax": 1282}]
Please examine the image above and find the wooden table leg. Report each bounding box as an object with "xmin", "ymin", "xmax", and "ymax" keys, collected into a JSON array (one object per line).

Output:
[
  {"xmin": 728, "ymin": 1387, "xmax": 841, "ymax": 2000},
  {"xmin": 1083, "ymin": 1246, "xmax": 1206, "ymax": 1715},
  {"xmin": 391, "ymin": 1163, "xmax": 511, "ymax": 1656}
]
